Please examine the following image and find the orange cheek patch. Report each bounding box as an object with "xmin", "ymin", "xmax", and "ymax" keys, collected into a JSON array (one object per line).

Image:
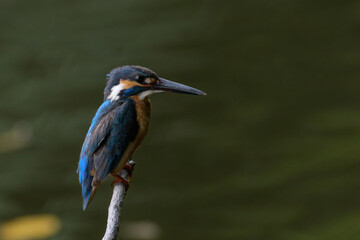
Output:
[
  {"xmin": 119, "ymin": 79, "xmax": 142, "ymax": 90},
  {"xmin": 119, "ymin": 78, "xmax": 157, "ymax": 90}
]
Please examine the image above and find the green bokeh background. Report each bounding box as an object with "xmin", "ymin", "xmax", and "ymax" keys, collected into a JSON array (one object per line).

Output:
[{"xmin": 1, "ymin": 0, "xmax": 360, "ymax": 239}]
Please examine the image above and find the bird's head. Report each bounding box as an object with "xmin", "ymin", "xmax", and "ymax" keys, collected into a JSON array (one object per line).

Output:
[{"xmin": 104, "ymin": 65, "xmax": 206, "ymax": 101}]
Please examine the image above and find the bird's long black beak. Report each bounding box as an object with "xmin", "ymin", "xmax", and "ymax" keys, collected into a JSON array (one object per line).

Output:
[{"xmin": 151, "ymin": 78, "xmax": 206, "ymax": 96}]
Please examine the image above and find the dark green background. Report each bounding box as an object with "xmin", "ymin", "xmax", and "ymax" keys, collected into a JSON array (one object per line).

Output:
[{"xmin": 1, "ymin": 0, "xmax": 360, "ymax": 239}]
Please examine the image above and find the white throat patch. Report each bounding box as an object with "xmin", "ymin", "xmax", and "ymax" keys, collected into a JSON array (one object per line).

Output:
[
  {"xmin": 107, "ymin": 82, "xmax": 124, "ymax": 102},
  {"xmin": 138, "ymin": 90, "xmax": 164, "ymax": 100}
]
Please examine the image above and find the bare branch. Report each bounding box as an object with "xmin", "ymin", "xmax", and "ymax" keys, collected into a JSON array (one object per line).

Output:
[{"xmin": 102, "ymin": 159, "xmax": 135, "ymax": 240}]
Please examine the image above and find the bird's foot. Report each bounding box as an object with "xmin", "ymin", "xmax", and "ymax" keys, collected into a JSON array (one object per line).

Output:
[
  {"xmin": 123, "ymin": 163, "xmax": 133, "ymax": 181},
  {"xmin": 111, "ymin": 175, "xmax": 129, "ymax": 191},
  {"xmin": 111, "ymin": 164, "xmax": 133, "ymax": 191}
]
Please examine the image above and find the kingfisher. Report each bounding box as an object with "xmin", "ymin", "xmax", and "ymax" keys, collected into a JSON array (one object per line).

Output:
[{"xmin": 78, "ymin": 65, "xmax": 206, "ymax": 210}]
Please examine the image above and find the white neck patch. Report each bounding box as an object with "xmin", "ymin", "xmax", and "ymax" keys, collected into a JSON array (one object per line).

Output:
[
  {"xmin": 138, "ymin": 90, "xmax": 164, "ymax": 100},
  {"xmin": 107, "ymin": 82, "xmax": 124, "ymax": 102}
]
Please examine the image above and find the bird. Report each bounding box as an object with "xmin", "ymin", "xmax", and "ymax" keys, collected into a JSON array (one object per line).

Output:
[{"xmin": 78, "ymin": 65, "xmax": 206, "ymax": 210}]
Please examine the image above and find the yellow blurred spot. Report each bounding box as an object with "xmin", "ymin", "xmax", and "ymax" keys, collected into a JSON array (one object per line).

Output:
[
  {"xmin": 0, "ymin": 121, "xmax": 33, "ymax": 154},
  {"xmin": 120, "ymin": 221, "xmax": 161, "ymax": 240},
  {"xmin": 0, "ymin": 214, "xmax": 61, "ymax": 240}
]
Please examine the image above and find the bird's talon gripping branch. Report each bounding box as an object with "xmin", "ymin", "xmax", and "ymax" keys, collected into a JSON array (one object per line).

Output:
[
  {"xmin": 123, "ymin": 164, "xmax": 133, "ymax": 181},
  {"xmin": 111, "ymin": 174, "xmax": 129, "ymax": 191}
]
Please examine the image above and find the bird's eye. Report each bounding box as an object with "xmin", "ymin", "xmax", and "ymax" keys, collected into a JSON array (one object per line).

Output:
[{"xmin": 135, "ymin": 75, "xmax": 145, "ymax": 83}]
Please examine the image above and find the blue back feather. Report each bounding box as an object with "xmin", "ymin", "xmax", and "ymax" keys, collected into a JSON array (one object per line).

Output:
[{"xmin": 78, "ymin": 99, "xmax": 138, "ymax": 210}]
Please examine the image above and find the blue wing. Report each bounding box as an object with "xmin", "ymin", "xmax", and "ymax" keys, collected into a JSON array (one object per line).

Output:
[{"xmin": 78, "ymin": 99, "xmax": 138, "ymax": 210}]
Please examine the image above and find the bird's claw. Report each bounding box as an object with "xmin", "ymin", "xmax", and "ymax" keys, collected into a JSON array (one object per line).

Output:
[
  {"xmin": 111, "ymin": 175, "xmax": 129, "ymax": 191},
  {"xmin": 111, "ymin": 163, "xmax": 133, "ymax": 191},
  {"xmin": 123, "ymin": 163, "xmax": 133, "ymax": 181}
]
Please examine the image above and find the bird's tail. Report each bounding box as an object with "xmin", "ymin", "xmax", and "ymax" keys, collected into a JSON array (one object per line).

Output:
[
  {"xmin": 82, "ymin": 183, "xmax": 92, "ymax": 210},
  {"xmin": 82, "ymin": 184, "xmax": 98, "ymax": 211},
  {"xmin": 78, "ymin": 157, "xmax": 97, "ymax": 211}
]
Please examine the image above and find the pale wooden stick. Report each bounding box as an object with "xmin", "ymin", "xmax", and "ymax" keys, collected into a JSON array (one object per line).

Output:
[{"xmin": 102, "ymin": 159, "xmax": 135, "ymax": 240}]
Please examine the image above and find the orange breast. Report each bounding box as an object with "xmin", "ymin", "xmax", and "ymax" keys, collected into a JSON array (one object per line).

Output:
[{"xmin": 111, "ymin": 96, "xmax": 151, "ymax": 174}]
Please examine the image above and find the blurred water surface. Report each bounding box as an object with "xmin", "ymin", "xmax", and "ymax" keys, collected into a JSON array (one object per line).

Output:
[{"xmin": 1, "ymin": 0, "xmax": 360, "ymax": 239}]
